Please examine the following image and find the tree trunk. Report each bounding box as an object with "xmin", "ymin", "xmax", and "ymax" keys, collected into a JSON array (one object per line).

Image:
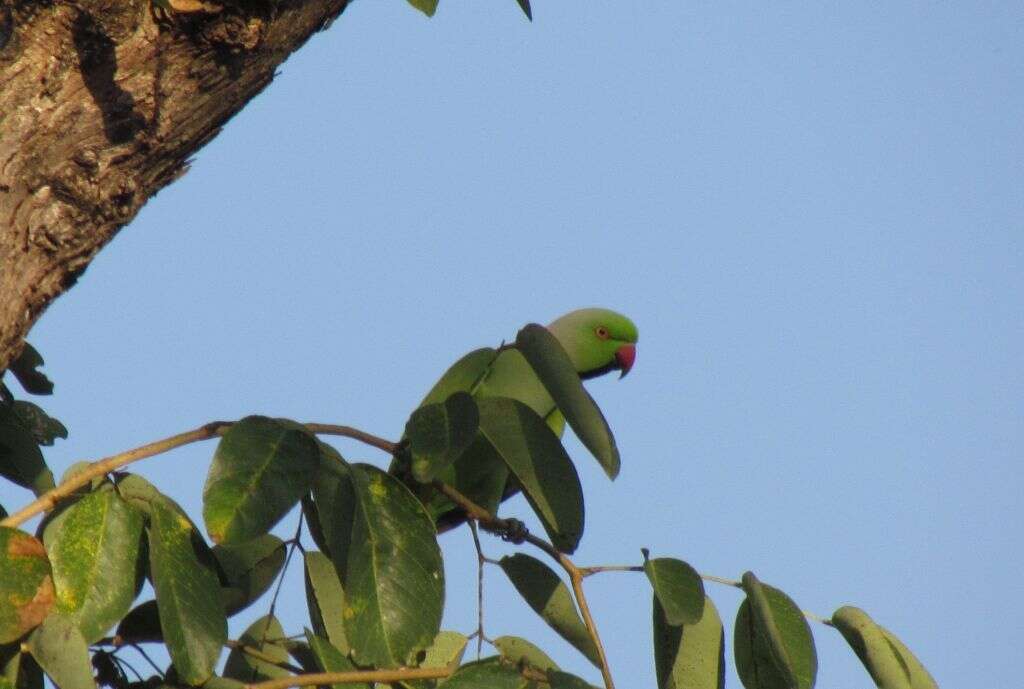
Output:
[{"xmin": 0, "ymin": 0, "xmax": 348, "ymax": 371}]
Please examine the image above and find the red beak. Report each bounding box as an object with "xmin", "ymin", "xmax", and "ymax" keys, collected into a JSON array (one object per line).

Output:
[{"xmin": 615, "ymin": 344, "xmax": 636, "ymax": 378}]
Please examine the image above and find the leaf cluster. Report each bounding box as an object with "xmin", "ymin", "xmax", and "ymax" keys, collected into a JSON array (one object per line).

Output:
[{"xmin": 0, "ymin": 335, "xmax": 939, "ymax": 689}]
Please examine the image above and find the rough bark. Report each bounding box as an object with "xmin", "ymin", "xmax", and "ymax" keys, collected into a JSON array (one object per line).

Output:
[{"xmin": 0, "ymin": 0, "xmax": 348, "ymax": 371}]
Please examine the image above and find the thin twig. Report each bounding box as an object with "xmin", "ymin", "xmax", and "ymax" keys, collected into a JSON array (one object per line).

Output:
[
  {"xmin": 0, "ymin": 421, "xmax": 232, "ymax": 528},
  {"xmin": 244, "ymin": 666, "xmax": 452, "ymax": 689},
  {"xmin": 130, "ymin": 643, "xmax": 165, "ymax": 678},
  {"xmin": 699, "ymin": 572, "xmax": 742, "ymax": 588},
  {"xmin": 304, "ymin": 423, "xmax": 397, "ymax": 454},
  {"xmin": 580, "ymin": 565, "xmax": 644, "ymax": 577},
  {"xmin": 430, "ymin": 481, "xmax": 616, "ymax": 689},
  {"xmin": 468, "ymin": 520, "xmax": 486, "ymax": 658},
  {"xmin": 0, "ymin": 420, "xmax": 398, "ymax": 529}
]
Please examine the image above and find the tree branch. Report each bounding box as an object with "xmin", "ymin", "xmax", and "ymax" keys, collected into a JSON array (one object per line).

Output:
[
  {"xmin": 0, "ymin": 419, "xmax": 396, "ymax": 528},
  {"xmin": 243, "ymin": 667, "xmax": 452, "ymax": 689}
]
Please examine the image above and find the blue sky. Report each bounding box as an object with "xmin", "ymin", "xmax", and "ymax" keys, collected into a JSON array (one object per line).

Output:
[{"xmin": 3, "ymin": 2, "xmax": 1022, "ymax": 687}]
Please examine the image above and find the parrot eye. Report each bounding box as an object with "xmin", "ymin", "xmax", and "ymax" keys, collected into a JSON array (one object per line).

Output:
[{"xmin": 595, "ymin": 326, "xmax": 610, "ymax": 340}]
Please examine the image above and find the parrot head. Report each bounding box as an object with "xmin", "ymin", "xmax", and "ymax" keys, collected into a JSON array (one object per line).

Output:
[{"xmin": 547, "ymin": 308, "xmax": 639, "ymax": 380}]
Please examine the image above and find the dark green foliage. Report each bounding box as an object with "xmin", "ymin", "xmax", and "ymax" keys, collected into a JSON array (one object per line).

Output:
[
  {"xmin": 735, "ymin": 573, "xmax": 817, "ymax": 689},
  {"xmin": 214, "ymin": 534, "xmax": 287, "ymax": 616},
  {"xmin": 499, "ymin": 554, "xmax": 600, "ymax": 667},
  {"xmin": 643, "ymin": 554, "xmax": 706, "ymax": 626},
  {"xmin": 515, "ymin": 324, "xmax": 619, "ymax": 479},
  {"xmin": 406, "ymin": 392, "xmax": 479, "ymax": 483}
]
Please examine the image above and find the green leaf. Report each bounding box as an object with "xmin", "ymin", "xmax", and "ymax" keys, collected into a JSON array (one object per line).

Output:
[
  {"xmin": 735, "ymin": 572, "xmax": 817, "ymax": 689},
  {"xmin": 498, "ymin": 554, "xmax": 599, "ymax": 668},
  {"xmin": 147, "ymin": 493, "xmax": 227, "ymax": 684},
  {"xmin": 515, "ymin": 0, "xmax": 532, "ymax": 21},
  {"xmin": 420, "ymin": 630, "xmax": 469, "ymax": 672},
  {"xmin": 310, "ymin": 446, "xmax": 357, "ymax": 577},
  {"xmin": 494, "ymin": 636, "xmax": 559, "ymax": 672},
  {"xmin": 9, "ymin": 402, "xmax": 66, "ymax": 447},
  {"xmin": 8, "ymin": 345, "xmax": 53, "ymax": 396},
  {"xmin": 0, "ymin": 527, "xmax": 54, "ymax": 644},
  {"xmin": 25, "ymin": 614, "xmax": 94, "ymax": 689},
  {"xmin": 439, "ymin": 658, "xmax": 531, "ymax": 689},
  {"xmin": 653, "ymin": 594, "xmax": 725, "ymax": 689},
  {"xmin": 203, "ymin": 415, "xmax": 319, "ymax": 545},
  {"xmin": 344, "ymin": 464, "xmax": 444, "ymax": 668},
  {"xmin": 41, "ymin": 487, "xmax": 144, "ymax": 643},
  {"xmin": 419, "ymin": 348, "xmax": 500, "ymax": 408},
  {"xmin": 477, "ymin": 398, "xmax": 584, "ymax": 553},
  {"xmin": 643, "ymin": 555, "xmax": 705, "ymax": 626},
  {"xmin": 516, "ymin": 324, "xmax": 620, "ymax": 479},
  {"xmin": 304, "ymin": 550, "xmax": 349, "ymax": 652},
  {"xmin": 0, "ymin": 406, "xmax": 54, "ymax": 496},
  {"xmin": 223, "ymin": 615, "xmax": 290, "ymax": 683},
  {"xmin": 548, "ymin": 670, "xmax": 600, "ymax": 689},
  {"xmin": 115, "ymin": 600, "xmax": 162, "ymax": 643},
  {"xmin": 407, "ymin": 392, "xmax": 479, "ymax": 483},
  {"xmin": 213, "ymin": 534, "xmax": 287, "ymax": 616},
  {"xmin": 832, "ymin": 606, "xmax": 937, "ymax": 689},
  {"xmin": 306, "ymin": 632, "xmax": 368, "ymax": 689},
  {"xmin": 406, "ymin": 0, "xmax": 438, "ymax": 16},
  {"xmin": 877, "ymin": 626, "xmax": 939, "ymax": 689}
]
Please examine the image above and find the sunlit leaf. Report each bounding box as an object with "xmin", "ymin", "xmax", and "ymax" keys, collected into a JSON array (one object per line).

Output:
[
  {"xmin": 214, "ymin": 534, "xmax": 286, "ymax": 616},
  {"xmin": 735, "ymin": 572, "xmax": 817, "ymax": 689},
  {"xmin": 420, "ymin": 630, "xmax": 468, "ymax": 672},
  {"xmin": 418, "ymin": 348, "xmax": 499, "ymax": 408},
  {"xmin": 147, "ymin": 493, "xmax": 226, "ymax": 684},
  {"xmin": 203, "ymin": 415, "xmax": 319, "ymax": 545},
  {"xmin": 25, "ymin": 614, "xmax": 93, "ymax": 689},
  {"xmin": 494, "ymin": 635, "xmax": 559, "ymax": 672},
  {"xmin": 478, "ymin": 398, "xmax": 584, "ymax": 553},
  {"xmin": 407, "ymin": 392, "xmax": 479, "ymax": 483},
  {"xmin": 42, "ymin": 487, "xmax": 144, "ymax": 642},
  {"xmin": 223, "ymin": 615, "xmax": 289, "ymax": 683},
  {"xmin": 643, "ymin": 555, "xmax": 705, "ymax": 626},
  {"xmin": 653, "ymin": 594, "xmax": 725, "ymax": 689},
  {"xmin": 498, "ymin": 554, "xmax": 599, "ymax": 667},
  {"xmin": 344, "ymin": 464, "xmax": 444, "ymax": 668},
  {"xmin": 306, "ymin": 632, "xmax": 368, "ymax": 689},
  {"xmin": 304, "ymin": 550, "xmax": 348, "ymax": 652},
  {"xmin": 0, "ymin": 527, "xmax": 54, "ymax": 644},
  {"xmin": 0, "ymin": 406, "xmax": 54, "ymax": 497},
  {"xmin": 310, "ymin": 443, "xmax": 356, "ymax": 575},
  {"xmin": 832, "ymin": 606, "xmax": 937, "ymax": 689},
  {"xmin": 406, "ymin": 0, "xmax": 438, "ymax": 17},
  {"xmin": 516, "ymin": 324, "xmax": 619, "ymax": 479}
]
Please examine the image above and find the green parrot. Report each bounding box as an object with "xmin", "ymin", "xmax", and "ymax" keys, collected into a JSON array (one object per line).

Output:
[{"xmin": 395, "ymin": 307, "xmax": 638, "ymax": 531}]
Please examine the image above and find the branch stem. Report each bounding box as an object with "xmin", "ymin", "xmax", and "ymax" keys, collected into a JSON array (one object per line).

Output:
[{"xmin": 244, "ymin": 667, "xmax": 451, "ymax": 689}]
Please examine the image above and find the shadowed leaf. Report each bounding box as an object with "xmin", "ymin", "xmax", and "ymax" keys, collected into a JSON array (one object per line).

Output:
[
  {"xmin": 223, "ymin": 615, "xmax": 289, "ymax": 683},
  {"xmin": 498, "ymin": 554, "xmax": 599, "ymax": 667},
  {"xmin": 478, "ymin": 398, "xmax": 584, "ymax": 553},
  {"xmin": 213, "ymin": 534, "xmax": 286, "ymax": 616},
  {"xmin": 306, "ymin": 632, "xmax": 368, "ymax": 689},
  {"xmin": 407, "ymin": 392, "xmax": 479, "ymax": 483},
  {"xmin": 8, "ymin": 345, "xmax": 52, "ymax": 396},
  {"xmin": 115, "ymin": 600, "xmax": 162, "ymax": 644},
  {"xmin": 516, "ymin": 324, "xmax": 620, "ymax": 479},
  {"xmin": 0, "ymin": 406, "xmax": 54, "ymax": 497},
  {"xmin": 439, "ymin": 658, "xmax": 530, "ymax": 689},
  {"xmin": 653, "ymin": 594, "xmax": 725, "ymax": 689},
  {"xmin": 9, "ymin": 402, "xmax": 66, "ymax": 447},
  {"xmin": 735, "ymin": 572, "xmax": 817, "ymax": 689}
]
